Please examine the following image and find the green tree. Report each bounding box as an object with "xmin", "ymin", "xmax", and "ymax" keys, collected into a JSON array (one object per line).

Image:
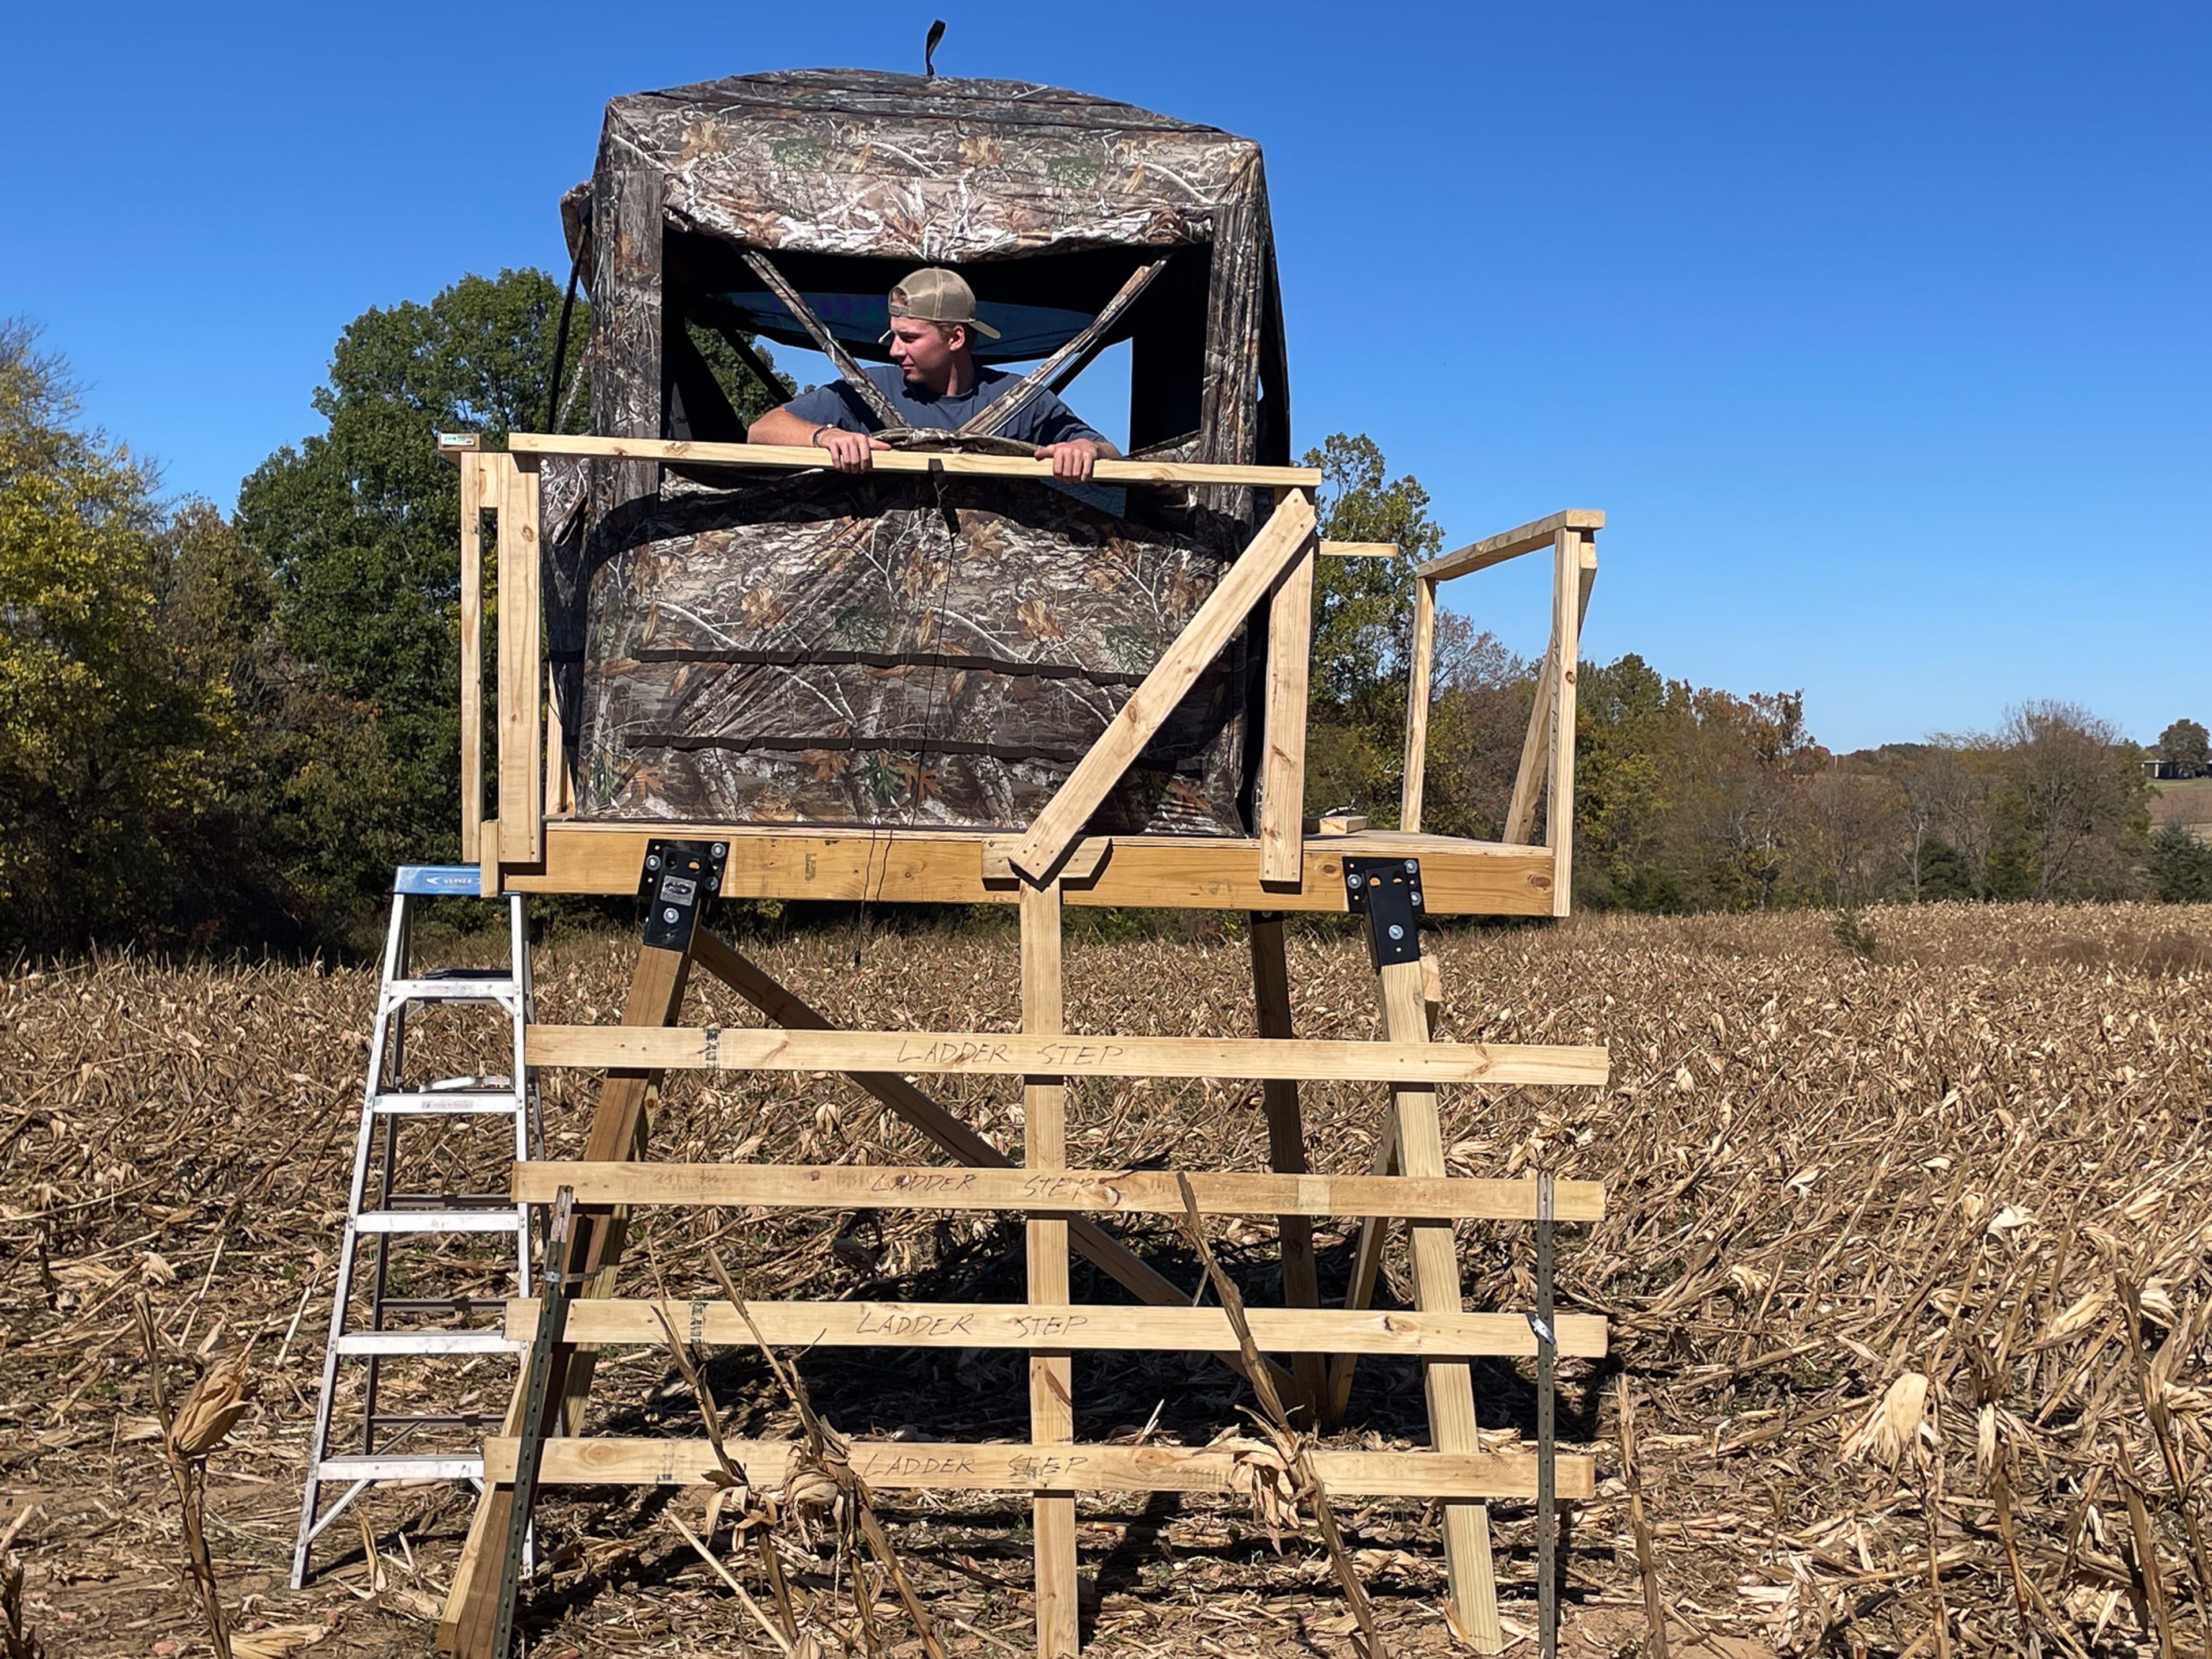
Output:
[
  {"xmin": 1298, "ymin": 434, "xmax": 1445, "ymax": 820},
  {"xmin": 2158, "ymin": 717, "xmax": 2209, "ymax": 774},
  {"xmin": 0, "ymin": 321, "xmax": 222, "ymax": 948},
  {"xmin": 236, "ymin": 270, "xmax": 578, "ymax": 891},
  {"xmin": 2150, "ymin": 824, "xmax": 2212, "ymax": 902}
]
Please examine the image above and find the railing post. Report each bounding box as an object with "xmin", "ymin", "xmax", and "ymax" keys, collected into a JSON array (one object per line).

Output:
[
  {"xmin": 1259, "ymin": 485, "xmax": 1317, "ymax": 883},
  {"xmin": 495, "ymin": 453, "xmax": 543, "ymax": 870},
  {"xmin": 1544, "ymin": 529, "xmax": 1582, "ymax": 916},
  {"xmin": 1400, "ymin": 572, "xmax": 1437, "ymax": 832}
]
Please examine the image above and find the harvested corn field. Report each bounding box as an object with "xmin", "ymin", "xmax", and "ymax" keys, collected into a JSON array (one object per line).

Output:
[{"xmin": 3, "ymin": 902, "xmax": 2209, "ymax": 1657}]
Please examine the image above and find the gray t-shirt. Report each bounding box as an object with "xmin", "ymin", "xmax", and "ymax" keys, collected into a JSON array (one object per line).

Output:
[{"xmin": 783, "ymin": 364, "xmax": 1108, "ymax": 447}]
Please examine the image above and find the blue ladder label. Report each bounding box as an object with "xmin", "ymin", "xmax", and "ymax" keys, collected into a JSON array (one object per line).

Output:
[{"xmin": 393, "ymin": 865, "xmax": 484, "ymax": 897}]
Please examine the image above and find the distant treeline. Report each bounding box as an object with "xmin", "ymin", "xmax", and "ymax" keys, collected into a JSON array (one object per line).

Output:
[{"xmin": 1, "ymin": 272, "xmax": 2204, "ymax": 957}]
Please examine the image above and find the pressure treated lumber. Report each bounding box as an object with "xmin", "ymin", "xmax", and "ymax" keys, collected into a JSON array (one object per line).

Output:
[
  {"xmin": 1251, "ymin": 916, "xmax": 1327, "ymax": 1419},
  {"xmin": 524, "ymin": 1024, "xmax": 1611, "ymax": 1087},
  {"xmin": 1547, "ymin": 530, "xmax": 1585, "ymax": 916},
  {"xmin": 505, "ymin": 431, "xmax": 1319, "ymax": 489},
  {"xmin": 1259, "ymin": 541, "xmax": 1315, "ymax": 884},
  {"xmin": 509, "ymin": 1161, "xmax": 1607, "ymax": 1221},
  {"xmin": 1009, "ymin": 488, "xmax": 1318, "ymax": 880},
  {"xmin": 1377, "ymin": 955, "xmax": 1501, "ymax": 1652},
  {"xmin": 1400, "ymin": 574, "xmax": 1437, "ymax": 832},
  {"xmin": 494, "ymin": 454, "xmax": 542, "ymax": 866},
  {"xmin": 505, "ymin": 1298, "xmax": 1609, "ymax": 1358},
  {"xmin": 1417, "ymin": 509, "xmax": 1605, "ymax": 583},
  {"xmin": 459, "ymin": 452, "xmax": 484, "ymax": 864},
  {"xmin": 1319, "ymin": 541, "xmax": 1396, "ymax": 558},
  {"xmin": 1020, "ymin": 884, "xmax": 1078, "ymax": 1659},
  {"xmin": 480, "ymin": 1437, "xmax": 1596, "ymax": 1501},
  {"xmin": 517, "ymin": 824, "xmax": 1561, "ymax": 915}
]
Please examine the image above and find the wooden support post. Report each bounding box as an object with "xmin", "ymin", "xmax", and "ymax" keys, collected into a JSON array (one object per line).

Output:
[
  {"xmin": 1377, "ymin": 957, "xmax": 1503, "ymax": 1653},
  {"xmin": 1401, "ymin": 574, "xmax": 1436, "ymax": 833},
  {"xmin": 1022, "ymin": 884, "xmax": 1081, "ymax": 1658},
  {"xmin": 1248, "ymin": 916, "xmax": 1326, "ymax": 1421},
  {"xmin": 460, "ymin": 451, "xmax": 485, "ymax": 864},
  {"xmin": 1258, "ymin": 509, "xmax": 1314, "ymax": 885},
  {"xmin": 1546, "ymin": 531, "xmax": 1585, "ymax": 918},
  {"xmin": 438, "ymin": 936, "xmax": 696, "ymax": 1657},
  {"xmin": 494, "ymin": 454, "xmax": 543, "ymax": 868}
]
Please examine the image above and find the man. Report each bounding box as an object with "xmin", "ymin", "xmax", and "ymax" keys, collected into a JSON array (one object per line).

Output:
[{"xmin": 748, "ymin": 268, "xmax": 1120, "ymax": 481}]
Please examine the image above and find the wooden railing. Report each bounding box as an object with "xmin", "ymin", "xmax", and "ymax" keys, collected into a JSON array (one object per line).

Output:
[
  {"xmin": 1398, "ymin": 509, "xmax": 1603, "ymax": 918},
  {"xmin": 449, "ymin": 434, "xmax": 1336, "ymax": 888}
]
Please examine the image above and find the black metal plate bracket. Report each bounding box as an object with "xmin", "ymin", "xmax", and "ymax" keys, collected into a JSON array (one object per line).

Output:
[
  {"xmin": 638, "ymin": 839, "xmax": 726, "ymax": 951},
  {"xmin": 1343, "ymin": 855, "xmax": 1423, "ymax": 968}
]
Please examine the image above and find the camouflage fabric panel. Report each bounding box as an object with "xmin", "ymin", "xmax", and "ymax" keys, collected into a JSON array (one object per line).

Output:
[
  {"xmin": 605, "ymin": 70, "xmax": 1264, "ymax": 263},
  {"xmin": 564, "ymin": 472, "xmax": 1249, "ymax": 835}
]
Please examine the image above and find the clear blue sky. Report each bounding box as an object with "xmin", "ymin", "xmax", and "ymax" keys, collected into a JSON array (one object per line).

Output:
[{"xmin": 5, "ymin": 3, "xmax": 2205, "ymax": 752}]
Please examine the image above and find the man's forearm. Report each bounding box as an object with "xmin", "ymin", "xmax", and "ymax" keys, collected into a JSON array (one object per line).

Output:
[{"xmin": 748, "ymin": 407, "xmax": 826, "ymax": 447}]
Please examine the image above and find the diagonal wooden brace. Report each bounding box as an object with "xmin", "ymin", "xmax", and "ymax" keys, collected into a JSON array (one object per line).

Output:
[{"xmin": 1008, "ymin": 488, "xmax": 1318, "ymax": 881}]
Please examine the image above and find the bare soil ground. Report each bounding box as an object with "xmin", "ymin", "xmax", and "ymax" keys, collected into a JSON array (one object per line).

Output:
[{"xmin": 4, "ymin": 902, "xmax": 2209, "ymax": 1658}]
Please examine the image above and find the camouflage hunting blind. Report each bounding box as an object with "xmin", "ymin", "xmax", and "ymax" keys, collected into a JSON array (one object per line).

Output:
[{"xmin": 545, "ymin": 69, "xmax": 1289, "ymax": 836}]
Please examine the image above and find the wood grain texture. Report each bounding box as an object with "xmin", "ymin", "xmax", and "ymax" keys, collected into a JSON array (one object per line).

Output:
[
  {"xmin": 1417, "ymin": 509, "xmax": 1605, "ymax": 583},
  {"xmin": 459, "ymin": 453, "xmax": 486, "ymax": 865},
  {"xmin": 518, "ymin": 824, "xmax": 1561, "ymax": 916},
  {"xmin": 1020, "ymin": 884, "xmax": 1078, "ymax": 1659},
  {"xmin": 1259, "ymin": 540, "xmax": 1315, "ymax": 884},
  {"xmin": 506, "ymin": 431, "xmax": 1319, "ymax": 488},
  {"xmin": 494, "ymin": 454, "xmax": 543, "ymax": 866},
  {"xmin": 1548, "ymin": 531, "xmax": 1587, "ymax": 918},
  {"xmin": 1377, "ymin": 956, "xmax": 1502, "ymax": 1652},
  {"xmin": 1400, "ymin": 575, "xmax": 1437, "ymax": 833},
  {"xmin": 480, "ymin": 1437, "xmax": 1596, "ymax": 1500},
  {"xmin": 503, "ymin": 1297, "xmax": 1608, "ymax": 1357},
  {"xmin": 522, "ymin": 1024, "xmax": 1611, "ymax": 1087},
  {"xmin": 507, "ymin": 1160, "xmax": 1607, "ymax": 1221}
]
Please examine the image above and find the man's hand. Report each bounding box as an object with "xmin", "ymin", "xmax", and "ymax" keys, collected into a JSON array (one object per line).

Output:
[
  {"xmin": 1035, "ymin": 439, "xmax": 1108, "ymax": 482},
  {"xmin": 819, "ymin": 429, "xmax": 891, "ymax": 473}
]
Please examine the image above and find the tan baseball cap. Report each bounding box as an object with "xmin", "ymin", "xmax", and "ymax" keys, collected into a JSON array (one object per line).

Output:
[{"xmin": 886, "ymin": 268, "xmax": 1001, "ymax": 340}]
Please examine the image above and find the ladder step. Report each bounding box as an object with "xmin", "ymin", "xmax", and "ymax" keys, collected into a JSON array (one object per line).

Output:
[
  {"xmin": 372, "ymin": 1091, "xmax": 526, "ymax": 1114},
  {"xmin": 331, "ymin": 1331, "xmax": 524, "ymax": 1355},
  {"xmin": 353, "ymin": 1211, "xmax": 524, "ymax": 1235},
  {"xmin": 377, "ymin": 1296, "xmax": 515, "ymax": 1315},
  {"xmin": 316, "ymin": 1454, "xmax": 485, "ymax": 1482},
  {"xmin": 382, "ymin": 978, "xmax": 524, "ymax": 1007}
]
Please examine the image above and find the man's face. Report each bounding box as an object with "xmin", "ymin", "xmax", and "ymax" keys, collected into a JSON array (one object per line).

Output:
[{"xmin": 887, "ymin": 317, "xmax": 963, "ymax": 383}]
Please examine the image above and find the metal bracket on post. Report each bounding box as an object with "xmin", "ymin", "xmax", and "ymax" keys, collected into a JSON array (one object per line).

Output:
[
  {"xmin": 637, "ymin": 839, "xmax": 726, "ymax": 950},
  {"xmin": 1342, "ymin": 856, "xmax": 1424, "ymax": 968}
]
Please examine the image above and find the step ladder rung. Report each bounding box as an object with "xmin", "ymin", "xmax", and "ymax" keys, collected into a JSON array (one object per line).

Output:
[
  {"xmin": 331, "ymin": 1331, "xmax": 523, "ymax": 1356},
  {"xmin": 382, "ymin": 978, "xmax": 524, "ymax": 1007},
  {"xmin": 372, "ymin": 1091, "xmax": 527, "ymax": 1114},
  {"xmin": 352, "ymin": 1210, "xmax": 524, "ymax": 1234},
  {"xmin": 316, "ymin": 1454, "xmax": 486, "ymax": 1482},
  {"xmin": 376, "ymin": 1296, "xmax": 514, "ymax": 1315}
]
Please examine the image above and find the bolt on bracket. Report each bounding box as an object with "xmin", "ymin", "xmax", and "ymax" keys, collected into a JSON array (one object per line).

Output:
[{"xmin": 1342, "ymin": 855, "xmax": 1424, "ymax": 968}]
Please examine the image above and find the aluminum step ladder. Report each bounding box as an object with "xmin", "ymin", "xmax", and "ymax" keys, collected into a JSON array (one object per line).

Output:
[{"xmin": 292, "ymin": 865, "xmax": 538, "ymax": 1588}]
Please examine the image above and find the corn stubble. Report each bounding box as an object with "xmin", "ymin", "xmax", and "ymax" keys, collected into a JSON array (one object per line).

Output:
[{"xmin": 2, "ymin": 900, "xmax": 2209, "ymax": 1656}]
